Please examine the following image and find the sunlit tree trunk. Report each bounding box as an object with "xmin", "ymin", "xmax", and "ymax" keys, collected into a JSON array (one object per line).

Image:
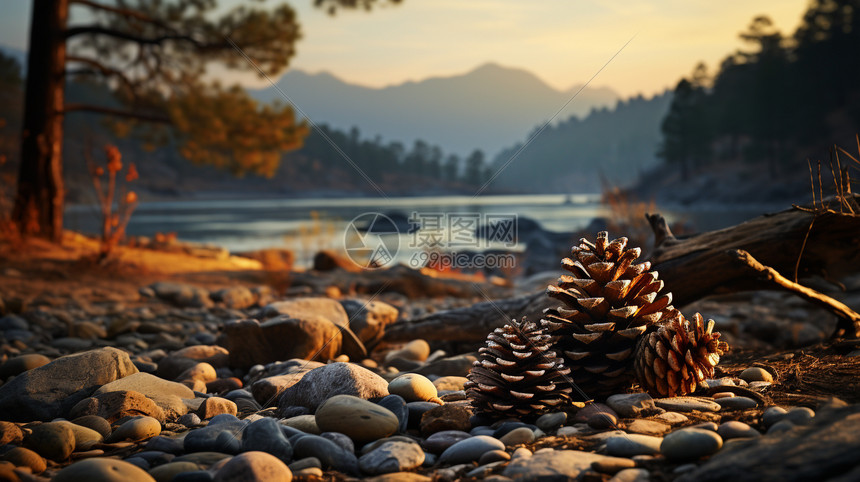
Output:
[{"xmin": 13, "ymin": 0, "xmax": 68, "ymax": 241}]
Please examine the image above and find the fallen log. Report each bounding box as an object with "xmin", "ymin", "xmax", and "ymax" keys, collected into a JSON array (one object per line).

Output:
[{"xmin": 383, "ymin": 196, "xmax": 860, "ymax": 344}]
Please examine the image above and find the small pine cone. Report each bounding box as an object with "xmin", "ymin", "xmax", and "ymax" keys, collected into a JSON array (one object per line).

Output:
[
  {"xmin": 634, "ymin": 312, "xmax": 730, "ymax": 397},
  {"xmin": 542, "ymin": 231, "xmax": 678, "ymax": 399},
  {"xmin": 465, "ymin": 317, "xmax": 573, "ymax": 419}
]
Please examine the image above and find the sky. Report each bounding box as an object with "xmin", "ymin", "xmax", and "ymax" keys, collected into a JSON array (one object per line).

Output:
[{"xmin": 0, "ymin": 0, "xmax": 810, "ymax": 98}]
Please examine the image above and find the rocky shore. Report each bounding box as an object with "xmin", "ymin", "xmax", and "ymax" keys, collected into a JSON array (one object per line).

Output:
[{"xmin": 1, "ymin": 237, "xmax": 859, "ymax": 481}]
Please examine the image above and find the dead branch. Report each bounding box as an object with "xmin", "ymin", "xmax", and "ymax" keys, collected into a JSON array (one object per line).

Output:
[{"xmin": 730, "ymin": 249, "xmax": 860, "ymax": 338}]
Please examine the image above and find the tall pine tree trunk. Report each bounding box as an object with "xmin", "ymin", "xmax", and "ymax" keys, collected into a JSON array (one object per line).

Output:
[{"xmin": 12, "ymin": 0, "xmax": 68, "ymax": 241}]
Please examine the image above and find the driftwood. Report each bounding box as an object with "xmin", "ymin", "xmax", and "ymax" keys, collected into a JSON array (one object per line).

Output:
[
  {"xmin": 383, "ymin": 195, "xmax": 860, "ymax": 344},
  {"xmin": 647, "ymin": 195, "xmax": 860, "ymax": 306},
  {"xmin": 383, "ymin": 290, "xmax": 553, "ymax": 343}
]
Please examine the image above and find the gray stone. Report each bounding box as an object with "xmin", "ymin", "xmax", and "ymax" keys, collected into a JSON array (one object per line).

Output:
[
  {"xmin": 607, "ymin": 393, "xmax": 658, "ymax": 418},
  {"xmin": 53, "ymin": 420, "xmax": 104, "ymax": 450},
  {"xmin": 0, "ymin": 347, "xmax": 137, "ymax": 422},
  {"xmin": 277, "ymin": 362, "xmax": 389, "ymax": 412},
  {"xmin": 535, "ymin": 412, "xmax": 567, "ymax": 432},
  {"xmin": 71, "ymin": 415, "xmax": 112, "ymax": 440},
  {"xmin": 438, "ymin": 435, "xmax": 505, "ymax": 465},
  {"xmin": 211, "ymin": 286, "xmax": 257, "ymax": 310},
  {"xmin": 627, "ymin": 419, "xmax": 671, "ymax": 435},
  {"xmin": 96, "ymin": 372, "xmax": 193, "ymax": 420},
  {"xmin": 717, "ymin": 396, "xmax": 758, "ymax": 410},
  {"xmin": 609, "ymin": 468, "xmax": 650, "ymax": 482},
  {"xmin": 606, "ymin": 434, "xmax": 663, "ymax": 456},
  {"xmin": 377, "ymin": 395, "xmax": 409, "ymax": 433},
  {"xmin": 292, "ymin": 434, "xmax": 360, "ymax": 475},
  {"xmin": 656, "ymin": 411, "xmax": 689, "ymax": 424},
  {"xmin": 784, "ymin": 406, "xmax": 815, "ymax": 425},
  {"xmin": 242, "ymin": 417, "xmax": 294, "ymax": 463},
  {"xmin": 24, "ymin": 422, "xmax": 76, "ymax": 461},
  {"xmin": 321, "ymin": 432, "xmax": 354, "ymax": 454},
  {"xmin": 150, "ymin": 282, "xmax": 212, "ymax": 308},
  {"xmin": 717, "ymin": 421, "xmax": 760, "ymax": 440},
  {"xmin": 500, "ymin": 427, "xmax": 535, "ymax": 446},
  {"xmin": 661, "ymin": 428, "xmax": 723, "ymax": 460},
  {"xmin": 503, "ymin": 450, "xmax": 630, "ymax": 479},
  {"xmin": 767, "ymin": 420, "xmax": 796, "ymax": 435},
  {"xmin": 359, "ymin": 440, "xmax": 425, "ymax": 475},
  {"xmin": 654, "ymin": 397, "xmax": 721, "ymax": 413},
  {"xmin": 314, "ymin": 394, "xmax": 399, "ymax": 443},
  {"xmin": 421, "ymin": 430, "xmax": 472, "ymax": 455},
  {"xmin": 412, "ymin": 354, "xmax": 477, "ymax": 378},
  {"xmin": 761, "ymin": 406, "xmax": 788, "ymax": 427},
  {"xmin": 184, "ymin": 420, "xmax": 247, "ymax": 454}
]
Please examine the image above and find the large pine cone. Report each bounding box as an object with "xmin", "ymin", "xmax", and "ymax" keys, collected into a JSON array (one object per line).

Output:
[
  {"xmin": 634, "ymin": 312, "xmax": 729, "ymax": 397},
  {"xmin": 465, "ymin": 317, "xmax": 573, "ymax": 419},
  {"xmin": 541, "ymin": 232, "xmax": 678, "ymax": 399}
]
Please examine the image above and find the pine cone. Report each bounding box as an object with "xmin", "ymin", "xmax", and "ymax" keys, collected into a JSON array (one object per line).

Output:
[
  {"xmin": 465, "ymin": 317, "xmax": 573, "ymax": 419},
  {"xmin": 541, "ymin": 231, "xmax": 678, "ymax": 399},
  {"xmin": 634, "ymin": 312, "xmax": 729, "ymax": 397}
]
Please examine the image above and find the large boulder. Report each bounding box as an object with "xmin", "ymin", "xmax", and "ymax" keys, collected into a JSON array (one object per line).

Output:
[
  {"xmin": 223, "ymin": 317, "xmax": 343, "ymax": 369},
  {"xmin": 0, "ymin": 347, "xmax": 137, "ymax": 422}
]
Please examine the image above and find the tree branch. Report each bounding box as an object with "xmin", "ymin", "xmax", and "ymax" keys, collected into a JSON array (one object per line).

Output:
[
  {"xmin": 65, "ymin": 25, "xmax": 225, "ymax": 50},
  {"xmin": 63, "ymin": 103, "xmax": 171, "ymax": 123},
  {"xmin": 69, "ymin": 0, "xmax": 161, "ymax": 25},
  {"xmin": 729, "ymin": 248, "xmax": 860, "ymax": 338},
  {"xmin": 65, "ymin": 55, "xmax": 137, "ymax": 94}
]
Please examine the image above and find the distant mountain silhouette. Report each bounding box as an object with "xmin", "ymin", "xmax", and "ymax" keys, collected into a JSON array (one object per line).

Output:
[{"xmin": 248, "ymin": 62, "xmax": 619, "ymax": 156}]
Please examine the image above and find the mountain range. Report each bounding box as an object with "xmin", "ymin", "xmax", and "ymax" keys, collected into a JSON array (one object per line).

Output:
[{"xmin": 247, "ymin": 62, "xmax": 619, "ymax": 157}]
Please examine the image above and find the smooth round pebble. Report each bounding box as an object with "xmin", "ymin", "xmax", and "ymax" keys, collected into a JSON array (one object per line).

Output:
[
  {"xmin": 1, "ymin": 447, "xmax": 46, "ymax": 474},
  {"xmin": 587, "ymin": 412, "xmax": 618, "ymax": 429},
  {"xmin": 386, "ymin": 339, "xmax": 431, "ymax": 362},
  {"xmin": 108, "ymin": 416, "xmax": 162, "ymax": 442},
  {"xmin": 179, "ymin": 413, "xmax": 202, "ymax": 427},
  {"xmin": 499, "ymin": 427, "xmax": 535, "ymax": 446},
  {"xmin": 654, "ymin": 397, "xmax": 721, "ymax": 413},
  {"xmin": 388, "ymin": 374, "xmax": 438, "ymax": 402},
  {"xmin": 767, "ymin": 420, "xmax": 796, "ymax": 435},
  {"xmin": 432, "ymin": 376, "xmax": 468, "ymax": 392},
  {"xmin": 592, "ymin": 457, "xmax": 636, "ymax": 474},
  {"xmin": 315, "ymin": 394, "xmax": 399, "ymax": 443},
  {"xmin": 535, "ymin": 412, "xmax": 566, "ymax": 431},
  {"xmin": 661, "ymin": 428, "xmax": 723, "ymax": 460},
  {"xmin": 438, "ymin": 435, "xmax": 505, "ymax": 465},
  {"xmin": 53, "ymin": 458, "xmax": 156, "ymax": 482},
  {"xmin": 421, "ymin": 430, "xmax": 472, "ymax": 454},
  {"xmin": 377, "ymin": 395, "xmax": 409, "ymax": 433},
  {"xmin": 610, "ymin": 468, "xmax": 651, "ymax": 482},
  {"xmin": 148, "ymin": 461, "xmax": 201, "ymax": 482},
  {"xmin": 242, "ymin": 417, "xmax": 294, "ymax": 463},
  {"xmin": 213, "ymin": 451, "xmax": 292, "ymax": 482},
  {"xmin": 72, "ymin": 415, "xmax": 112, "ymax": 439},
  {"xmin": 739, "ymin": 367, "xmax": 773, "ymax": 383},
  {"xmin": 784, "ymin": 406, "xmax": 815, "ymax": 425},
  {"xmin": 606, "ymin": 434, "xmax": 663, "ymax": 456},
  {"xmin": 717, "ymin": 421, "xmax": 761, "ymax": 440},
  {"xmin": 655, "ymin": 412, "xmax": 689, "ymax": 424},
  {"xmin": 25, "ymin": 421, "xmax": 76, "ymax": 461},
  {"xmin": 479, "ymin": 449, "xmax": 511, "ymax": 465},
  {"xmin": 761, "ymin": 406, "xmax": 788, "ymax": 427},
  {"xmin": 717, "ymin": 396, "xmax": 758, "ymax": 410}
]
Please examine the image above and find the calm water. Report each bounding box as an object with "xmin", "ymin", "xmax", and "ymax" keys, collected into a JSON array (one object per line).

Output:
[{"xmin": 64, "ymin": 194, "xmax": 783, "ymax": 267}]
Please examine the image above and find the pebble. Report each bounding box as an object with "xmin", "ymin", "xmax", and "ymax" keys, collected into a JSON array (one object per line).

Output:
[
  {"xmin": 281, "ymin": 415, "xmax": 320, "ymax": 434},
  {"xmin": 184, "ymin": 420, "xmax": 247, "ymax": 454},
  {"xmin": 717, "ymin": 396, "xmax": 758, "ymax": 410},
  {"xmin": 438, "ymin": 435, "xmax": 505, "ymax": 465},
  {"xmin": 0, "ymin": 353, "xmax": 51, "ymax": 379},
  {"xmin": 292, "ymin": 434, "xmax": 360, "ymax": 475},
  {"xmin": 53, "ymin": 458, "xmax": 156, "ymax": 482},
  {"xmin": 385, "ymin": 339, "xmax": 431, "ymax": 362},
  {"xmin": 179, "ymin": 413, "xmax": 202, "ymax": 427},
  {"xmin": 178, "ymin": 362, "xmax": 217, "ymax": 384},
  {"xmin": 654, "ymin": 397, "xmax": 721, "ymax": 412},
  {"xmin": 626, "ymin": 419, "xmax": 671, "ymax": 435},
  {"xmin": 609, "ymin": 468, "xmax": 650, "ymax": 482},
  {"xmin": 71, "ymin": 390, "xmax": 166, "ymax": 424},
  {"xmin": 388, "ymin": 374, "xmax": 438, "ymax": 402},
  {"xmin": 0, "ymin": 421, "xmax": 24, "ymax": 445},
  {"xmin": 536, "ymin": 412, "xmax": 567, "ymax": 431},
  {"xmin": 591, "ymin": 457, "xmax": 637, "ymax": 474},
  {"xmin": 25, "ymin": 421, "xmax": 76, "ymax": 461},
  {"xmin": 213, "ymin": 451, "xmax": 292, "ymax": 482},
  {"xmin": 242, "ymin": 417, "xmax": 294, "ymax": 463},
  {"xmin": 784, "ymin": 406, "xmax": 815, "ymax": 425},
  {"xmin": 503, "ymin": 450, "xmax": 628, "ymax": 479},
  {"xmin": 377, "ymin": 395, "xmax": 409, "ymax": 433},
  {"xmin": 197, "ymin": 397, "xmax": 238, "ymax": 419},
  {"xmin": 761, "ymin": 406, "xmax": 788, "ymax": 427},
  {"xmin": 587, "ymin": 412, "xmax": 618, "ymax": 429},
  {"xmin": 277, "ymin": 362, "xmax": 390, "ymax": 412},
  {"xmin": 1, "ymin": 447, "xmax": 46, "ymax": 474},
  {"xmin": 288, "ymin": 457, "xmax": 321, "ymax": 471},
  {"xmin": 148, "ymin": 461, "xmax": 201, "ymax": 481},
  {"xmin": 717, "ymin": 421, "xmax": 761, "ymax": 440},
  {"xmin": 107, "ymin": 416, "xmax": 162, "ymax": 443},
  {"xmin": 432, "ymin": 376, "xmax": 468, "ymax": 392},
  {"xmin": 767, "ymin": 420, "xmax": 796, "ymax": 435},
  {"xmin": 606, "ymin": 394, "xmax": 657, "ymax": 418},
  {"xmin": 712, "ymin": 392, "xmax": 735, "ymax": 399},
  {"xmin": 574, "ymin": 403, "xmax": 617, "ymax": 423},
  {"xmin": 479, "ymin": 449, "xmax": 511, "ymax": 465},
  {"xmin": 173, "ymin": 470, "xmax": 214, "ymax": 482},
  {"xmin": 655, "ymin": 411, "xmax": 689, "ymax": 424},
  {"xmin": 660, "ymin": 428, "xmax": 723, "ymax": 460},
  {"xmin": 358, "ymin": 440, "xmax": 425, "ymax": 475},
  {"xmin": 421, "ymin": 430, "xmax": 472, "ymax": 454},
  {"xmin": 55, "ymin": 420, "xmax": 104, "ymax": 450},
  {"xmin": 500, "ymin": 427, "xmax": 536, "ymax": 446},
  {"xmin": 315, "ymin": 394, "xmax": 399, "ymax": 443},
  {"xmin": 606, "ymin": 434, "xmax": 663, "ymax": 456},
  {"xmin": 322, "ymin": 432, "xmax": 355, "ymax": 454},
  {"xmin": 419, "ymin": 404, "xmax": 472, "ymax": 436},
  {"xmin": 739, "ymin": 367, "xmax": 773, "ymax": 383},
  {"xmin": 96, "ymin": 372, "xmax": 195, "ymax": 420}
]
